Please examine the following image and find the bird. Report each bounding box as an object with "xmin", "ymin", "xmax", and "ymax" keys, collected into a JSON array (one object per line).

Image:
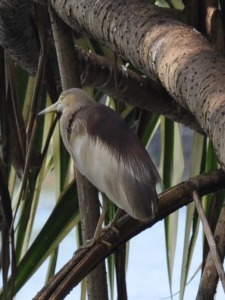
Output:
[{"xmin": 38, "ymin": 88, "xmax": 161, "ymax": 241}]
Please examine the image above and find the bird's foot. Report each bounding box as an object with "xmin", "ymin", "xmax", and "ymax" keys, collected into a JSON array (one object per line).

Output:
[
  {"xmin": 75, "ymin": 209, "xmax": 122, "ymax": 254},
  {"xmin": 78, "ymin": 223, "xmax": 120, "ymax": 252},
  {"xmin": 78, "ymin": 235, "xmax": 111, "ymax": 252},
  {"xmin": 102, "ymin": 223, "xmax": 119, "ymax": 236},
  {"xmin": 78, "ymin": 239, "xmax": 95, "ymax": 250}
]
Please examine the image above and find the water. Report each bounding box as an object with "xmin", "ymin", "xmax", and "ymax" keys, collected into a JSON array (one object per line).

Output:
[{"xmin": 16, "ymin": 197, "xmax": 224, "ymax": 299}]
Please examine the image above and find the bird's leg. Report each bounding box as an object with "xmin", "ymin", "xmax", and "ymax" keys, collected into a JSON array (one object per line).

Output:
[
  {"xmin": 92, "ymin": 199, "xmax": 110, "ymax": 247},
  {"xmin": 102, "ymin": 208, "xmax": 123, "ymax": 236},
  {"xmin": 80, "ymin": 199, "xmax": 123, "ymax": 250},
  {"xmin": 100, "ymin": 193, "xmax": 121, "ymax": 235},
  {"xmin": 80, "ymin": 199, "xmax": 111, "ymax": 249}
]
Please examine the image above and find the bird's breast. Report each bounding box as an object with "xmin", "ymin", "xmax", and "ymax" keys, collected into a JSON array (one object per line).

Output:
[{"xmin": 59, "ymin": 104, "xmax": 159, "ymax": 222}]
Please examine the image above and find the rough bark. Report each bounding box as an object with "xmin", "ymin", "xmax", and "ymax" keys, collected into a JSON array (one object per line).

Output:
[
  {"xmin": 196, "ymin": 201, "xmax": 225, "ymax": 300},
  {"xmin": 199, "ymin": 0, "xmax": 224, "ymax": 51},
  {"xmin": 49, "ymin": 8, "xmax": 108, "ymax": 300},
  {"xmin": 0, "ymin": 0, "xmax": 203, "ymax": 132},
  {"xmin": 50, "ymin": 0, "xmax": 225, "ymax": 169},
  {"xmin": 77, "ymin": 47, "xmax": 203, "ymax": 132},
  {"xmin": 0, "ymin": 0, "xmax": 39, "ymax": 75}
]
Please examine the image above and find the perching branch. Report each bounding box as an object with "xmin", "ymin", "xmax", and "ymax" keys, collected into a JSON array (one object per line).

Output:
[{"xmin": 33, "ymin": 169, "xmax": 225, "ymax": 300}]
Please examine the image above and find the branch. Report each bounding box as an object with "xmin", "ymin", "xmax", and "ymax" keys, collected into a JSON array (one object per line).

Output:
[
  {"xmin": 193, "ymin": 191, "xmax": 225, "ymax": 297},
  {"xmin": 0, "ymin": 0, "xmax": 39, "ymax": 75},
  {"xmin": 33, "ymin": 169, "xmax": 225, "ymax": 299},
  {"xmin": 50, "ymin": 0, "xmax": 225, "ymax": 169},
  {"xmin": 196, "ymin": 199, "xmax": 225, "ymax": 299},
  {"xmin": 49, "ymin": 7, "xmax": 108, "ymax": 300},
  {"xmin": 77, "ymin": 47, "xmax": 203, "ymax": 132},
  {"xmin": 0, "ymin": 0, "xmax": 203, "ymax": 132}
]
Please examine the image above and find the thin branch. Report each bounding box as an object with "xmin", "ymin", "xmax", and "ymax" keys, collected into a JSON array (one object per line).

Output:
[
  {"xmin": 0, "ymin": 159, "xmax": 16, "ymax": 300},
  {"xmin": 76, "ymin": 47, "xmax": 203, "ymax": 133},
  {"xmin": 193, "ymin": 191, "xmax": 225, "ymax": 295},
  {"xmin": 196, "ymin": 198, "xmax": 225, "ymax": 299},
  {"xmin": 33, "ymin": 169, "xmax": 225, "ymax": 300},
  {"xmin": 12, "ymin": 46, "xmax": 46, "ymax": 231},
  {"xmin": 115, "ymin": 244, "xmax": 127, "ymax": 300},
  {"xmin": 49, "ymin": 7, "xmax": 108, "ymax": 300}
]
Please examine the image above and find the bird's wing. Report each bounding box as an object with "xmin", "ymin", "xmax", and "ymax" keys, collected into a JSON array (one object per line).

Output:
[{"xmin": 64, "ymin": 103, "xmax": 160, "ymax": 222}]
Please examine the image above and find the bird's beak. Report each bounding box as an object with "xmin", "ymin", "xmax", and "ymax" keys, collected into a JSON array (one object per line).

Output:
[{"xmin": 37, "ymin": 102, "xmax": 59, "ymax": 116}]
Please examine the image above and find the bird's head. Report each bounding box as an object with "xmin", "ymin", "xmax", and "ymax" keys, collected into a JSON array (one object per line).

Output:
[{"xmin": 38, "ymin": 88, "xmax": 94, "ymax": 116}]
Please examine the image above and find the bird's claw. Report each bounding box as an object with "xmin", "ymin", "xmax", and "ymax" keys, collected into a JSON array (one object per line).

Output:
[
  {"xmin": 75, "ymin": 220, "xmax": 120, "ymax": 254},
  {"xmin": 102, "ymin": 224, "xmax": 119, "ymax": 236},
  {"xmin": 77, "ymin": 236, "xmax": 111, "ymax": 252}
]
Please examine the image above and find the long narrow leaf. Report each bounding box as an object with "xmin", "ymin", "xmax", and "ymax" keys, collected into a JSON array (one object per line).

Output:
[
  {"xmin": 180, "ymin": 132, "xmax": 205, "ymax": 299},
  {"xmin": 0, "ymin": 180, "xmax": 79, "ymax": 299},
  {"xmin": 160, "ymin": 117, "xmax": 175, "ymax": 297}
]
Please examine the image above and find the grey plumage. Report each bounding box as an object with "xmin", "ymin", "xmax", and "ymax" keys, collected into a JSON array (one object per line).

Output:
[{"xmin": 39, "ymin": 88, "xmax": 161, "ymax": 223}]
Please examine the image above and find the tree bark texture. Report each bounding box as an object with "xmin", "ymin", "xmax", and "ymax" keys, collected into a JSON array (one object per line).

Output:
[
  {"xmin": 196, "ymin": 200, "xmax": 225, "ymax": 300},
  {"xmin": 0, "ymin": 0, "xmax": 39, "ymax": 75},
  {"xmin": 77, "ymin": 47, "xmax": 202, "ymax": 132},
  {"xmin": 50, "ymin": 8, "xmax": 109, "ymax": 300},
  {"xmin": 50, "ymin": 0, "xmax": 225, "ymax": 169},
  {"xmin": 0, "ymin": 0, "xmax": 203, "ymax": 132}
]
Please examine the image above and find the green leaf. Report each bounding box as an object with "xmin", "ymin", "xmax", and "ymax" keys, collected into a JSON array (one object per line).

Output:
[
  {"xmin": 180, "ymin": 132, "xmax": 205, "ymax": 299},
  {"xmin": 0, "ymin": 180, "xmax": 79, "ymax": 299},
  {"xmin": 160, "ymin": 118, "xmax": 184, "ymax": 297}
]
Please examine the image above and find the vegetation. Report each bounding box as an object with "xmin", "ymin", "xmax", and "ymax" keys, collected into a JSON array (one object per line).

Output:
[{"xmin": 0, "ymin": 0, "xmax": 225, "ymax": 299}]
